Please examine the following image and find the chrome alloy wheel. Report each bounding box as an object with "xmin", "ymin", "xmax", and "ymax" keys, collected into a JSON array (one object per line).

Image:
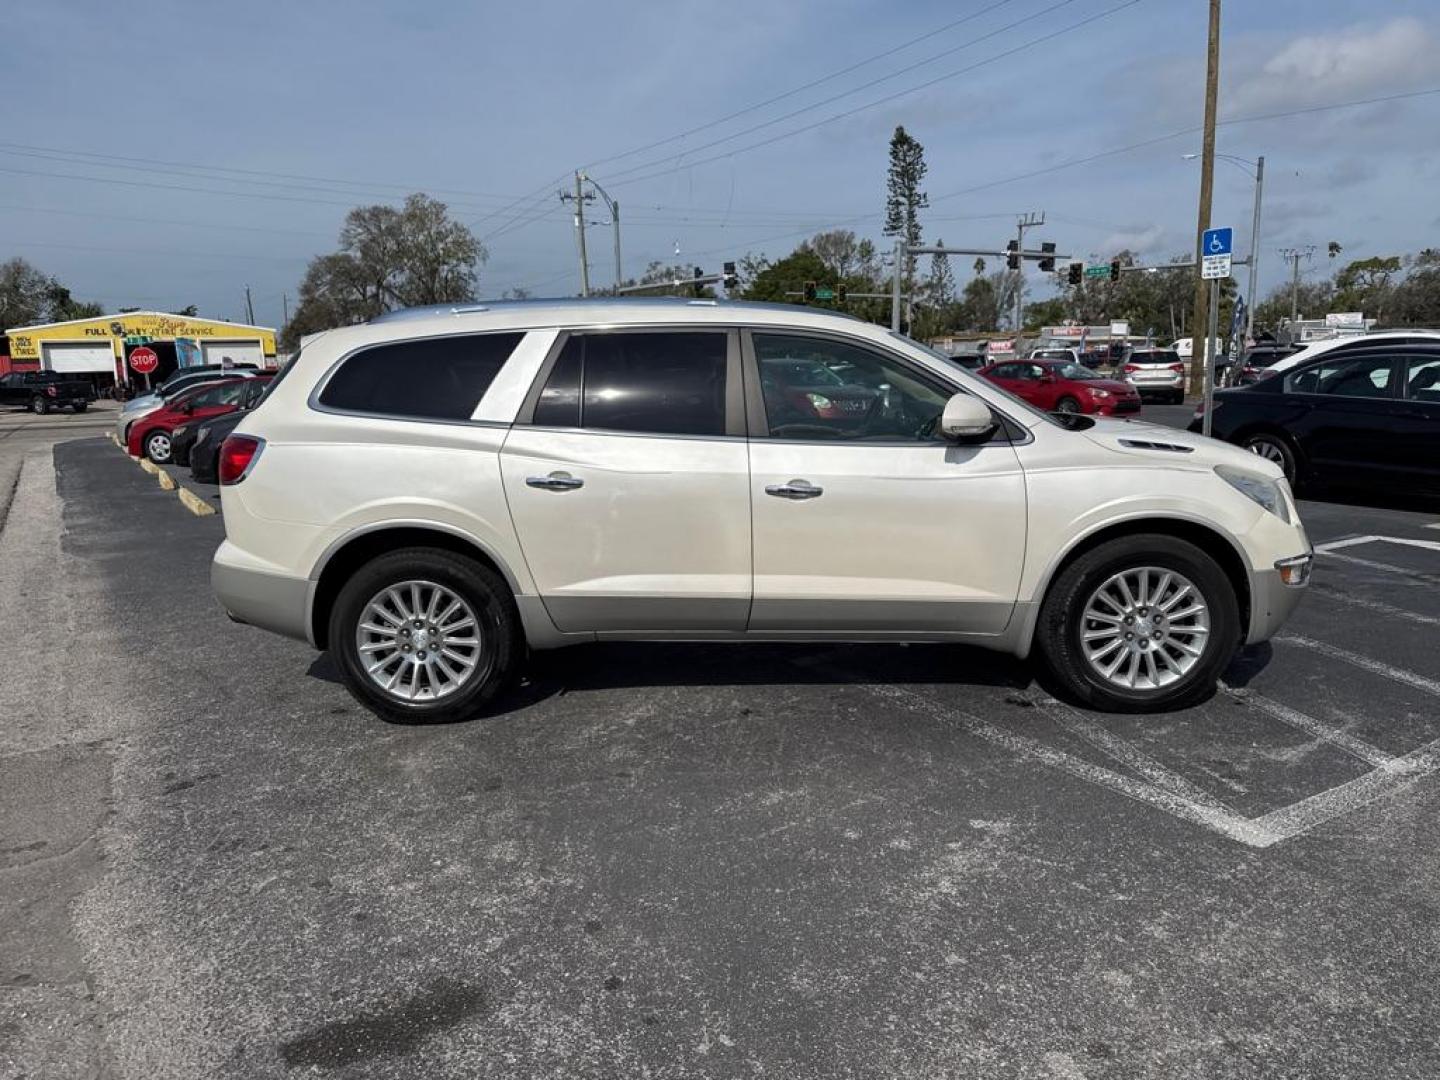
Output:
[
  {"xmin": 1080, "ymin": 567, "xmax": 1210, "ymax": 691},
  {"xmin": 146, "ymin": 432, "xmax": 171, "ymax": 461},
  {"xmin": 354, "ymin": 580, "xmax": 486, "ymax": 702}
]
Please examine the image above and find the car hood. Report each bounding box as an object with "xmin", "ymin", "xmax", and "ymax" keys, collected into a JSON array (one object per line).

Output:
[
  {"xmin": 1077, "ymin": 416, "xmax": 1284, "ymax": 478},
  {"xmin": 1081, "ymin": 378, "xmax": 1137, "ymax": 394}
]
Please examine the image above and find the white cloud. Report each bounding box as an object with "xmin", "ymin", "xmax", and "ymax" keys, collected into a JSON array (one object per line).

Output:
[
  {"xmin": 1099, "ymin": 224, "xmax": 1166, "ymax": 257},
  {"xmin": 1227, "ymin": 17, "xmax": 1440, "ymax": 114}
]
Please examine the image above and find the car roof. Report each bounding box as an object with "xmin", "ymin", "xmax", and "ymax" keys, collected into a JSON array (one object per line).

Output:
[
  {"xmin": 1268, "ymin": 330, "xmax": 1440, "ymax": 374},
  {"xmin": 369, "ymin": 296, "xmax": 865, "ymax": 326}
]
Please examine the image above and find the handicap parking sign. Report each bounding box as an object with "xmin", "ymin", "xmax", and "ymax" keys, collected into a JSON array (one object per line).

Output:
[{"xmin": 1203, "ymin": 227, "xmax": 1233, "ymax": 257}]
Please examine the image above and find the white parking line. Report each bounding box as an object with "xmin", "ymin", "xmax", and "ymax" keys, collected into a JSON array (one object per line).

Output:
[
  {"xmin": 1315, "ymin": 534, "xmax": 1440, "ymax": 554},
  {"xmin": 1307, "ymin": 583, "xmax": 1440, "ymax": 628},
  {"xmin": 1277, "ymin": 636, "xmax": 1440, "ymax": 699},
  {"xmin": 857, "ymin": 682, "xmax": 1281, "ymax": 848},
  {"xmin": 1038, "ymin": 697, "xmax": 1230, "ymax": 810},
  {"xmin": 1316, "ymin": 550, "xmax": 1440, "ymax": 585},
  {"xmin": 1252, "ymin": 737, "xmax": 1440, "ymax": 842},
  {"xmin": 1221, "ymin": 684, "xmax": 1395, "ymax": 768}
]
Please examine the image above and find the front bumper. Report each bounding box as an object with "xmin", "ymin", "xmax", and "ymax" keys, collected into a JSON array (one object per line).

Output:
[
  {"xmin": 212, "ymin": 541, "xmax": 311, "ymax": 644},
  {"xmin": 1245, "ymin": 554, "xmax": 1311, "ymax": 644}
]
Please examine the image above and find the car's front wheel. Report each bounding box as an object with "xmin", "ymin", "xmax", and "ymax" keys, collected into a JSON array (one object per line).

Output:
[
  {"xmin": 30, "ymin": 395, "xmax": 50, "ymax": 415},
  {"xmin": 329, "ymin": 548, "xmax": 523, "ymax": 724},
  {"xmin": 144, "ymin": 430, "xmax": 173, "ymax": 463},
  {"xmin": 1036, "ymin": 533, "xmax": 1241, "ymax": 712},
  {"xmin": 1054, "ymin": 396, "xmax": 1081, "ymax": 415}
]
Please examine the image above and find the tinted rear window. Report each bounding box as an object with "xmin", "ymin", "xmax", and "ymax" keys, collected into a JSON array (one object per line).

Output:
[
  {"xmin": 319, "ymin": 333, "xmax": 523, "ymax": 420},
  {"xmin": 1129, "ymin": 351, "xmax": 1181, "ymax": 365}
]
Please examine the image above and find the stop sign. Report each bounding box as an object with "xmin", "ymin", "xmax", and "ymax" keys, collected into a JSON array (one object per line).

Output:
[{"xmin": 129, "ymin": 346, "xmax": 159, "ymax": 374}]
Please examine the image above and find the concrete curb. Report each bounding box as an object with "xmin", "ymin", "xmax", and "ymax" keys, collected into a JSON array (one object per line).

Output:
[
  {"xmin": 177, "ymin": 486, "xmax": 216, "ymax": 517},
  {"xmin": 114, "ymin": 432, "xmax": 217, "ymax": 517}
]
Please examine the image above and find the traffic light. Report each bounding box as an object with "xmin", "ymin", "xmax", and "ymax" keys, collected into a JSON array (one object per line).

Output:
[
  {"xmin": 722, "ymin": 261, "xmax": 738, "ymax": 291},
  {"xmin": 1038, "ymin": 241, "xmax": 1056, "ymax": 272},
  {"xmin": 803, "ymin": 280, "xmax": 817, "ymax": 302},
  {"xmin": 836, "ymin": 283, "xmax": 848, "ymax": 304},
  {"xmin": 693, "ymin": 266, "xmax": 704, "ymax": 297},
  {"xmin": 1110, "ymin": 259, "xmax": 1121, "ymax": 281},
  {"xmin": 1068, "ymin": 262, "xmax": 1083, "ymax": 286},
  {"xmin": 1006, "ymin": 240, "xmax": 1020, "ymax": 271}
]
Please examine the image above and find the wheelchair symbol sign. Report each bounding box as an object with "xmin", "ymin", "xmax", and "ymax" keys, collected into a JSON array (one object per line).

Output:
[{"xmin": 1203, "ymin": 227, "xmax": 1233, "ymax": 256}]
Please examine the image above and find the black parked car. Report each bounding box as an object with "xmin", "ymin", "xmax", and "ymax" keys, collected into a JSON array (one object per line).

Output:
[
  {"xmin": 170, "ymin": 379, "xmax": 268, "ymax": 467},
  {"xmin": 187, "ymin": 409, "xmax": 250, "ymax": 483},
  {"xmin": 1190, "ymin": 339, "xmax": 1440, "ymax": 496},
  {"xmin": 0, "ymin": 371, "xmax": 95, "ymax": 413}
]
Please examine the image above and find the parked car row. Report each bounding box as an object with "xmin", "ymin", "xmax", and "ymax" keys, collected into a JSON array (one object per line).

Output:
[{"xmin": 120, "ymin": 370, "xmax": 272, "ymax": 482}]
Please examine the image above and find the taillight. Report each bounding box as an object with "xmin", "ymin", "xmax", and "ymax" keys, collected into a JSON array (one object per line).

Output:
[
  {"xmin": 46, "ymin": 386, "xmax": 58, "ymax": 396},
  {"xmin": 1123, "ymin": 364, "xmax": 1139, "ymax": 374},
  {"xmin": 218, "ymin": 435, "xmax": 264, "ymax": 485},
  {"xmin": 1169, "ymin": 363, "xmax": 1185, "ymax": 373}
]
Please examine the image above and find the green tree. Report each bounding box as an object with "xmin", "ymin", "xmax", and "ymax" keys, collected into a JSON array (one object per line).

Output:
[
  {"xmin": 284, "ymin": 193, "xmax": 484, "ymax": 347},
  {"xmin": 798, "ymin": 229, "xmax": 881, "ymax": 282},
  {"xmin": 1333, "ymin": 255, "xmax": 1402, "ymax": 321},
  {"xmin": 742, "ymin": 249, "xmax": 832, "ymax": 304},
  {"xmin": 882, "ymin": 125, "xmax": 928, "ymax": 284},
  {"xmin": 1391, "ymin": 249, "xmax": 1440, "ymax": 326}
]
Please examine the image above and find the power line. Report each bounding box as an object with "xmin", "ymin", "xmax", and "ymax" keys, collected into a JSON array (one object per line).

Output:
[
  {"xmin": 0, "ymin": 142, "xmax": 528, "ymax": 204},
  {"xmin": 601, "ymin": 0, "xmax": 1093, "ymax": 186},
  {"xmin": 0, "ymin": 202, "xmax": 333, "ymax": 238},
  {"xmin": 580, "ymin": 0, "xmax": 1022, "ymax": 171}
]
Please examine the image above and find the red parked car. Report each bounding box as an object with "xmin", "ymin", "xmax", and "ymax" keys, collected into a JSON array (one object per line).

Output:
[
  {"xmin": 978, "ymin": 359, "xmax": 1141, "ymax": 416},
  {"xmin": 127, "ymin": 375, "xmax": 271, "ymax": 463}
]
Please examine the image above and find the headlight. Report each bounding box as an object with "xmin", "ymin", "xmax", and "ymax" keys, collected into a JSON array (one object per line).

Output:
[
  {"xmin": 805, "ymin": 393, "xmax": 833, "ymax": 409},
  {"xmin": 1088, "ymin": 388, "xmax": 1111, "ymax": 398},
  {"xmin": 1215, "ymin": 465, "xmax": 1291, "ymax": 523}
]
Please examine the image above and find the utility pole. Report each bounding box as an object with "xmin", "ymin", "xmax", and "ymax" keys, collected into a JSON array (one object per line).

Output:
[
  {"xmin": 1013, "ymin": 212, "xmax": 1044, "ymax": 334},
  {"xmin": 581, "ymin": 172, "xmax": 623, "ymax": 290},
  {"xmin": 558, "ymin": 172, "xmax": 594, "ymax": 297},
  {"xmin": 282, "ymin": 292, "xmax": 289, "ymax": 326},
  {"xmin": 891, "ymin": 239, "xmax": 904, "ymax": 332},
  {"xmin": 1189, "ymin": 0, "xmax": 1222, "ymax": 397},
  {"xmin": 244, "ymin": 284, "xmax": 255, "ymax": 324},
  {"xmin": 1277, "ymin": 246, "xmax": 1314, "ymax": 325},
  {"xmin": 1246, "ymin": 155, "xmax": 1264, "ymax": 342}
]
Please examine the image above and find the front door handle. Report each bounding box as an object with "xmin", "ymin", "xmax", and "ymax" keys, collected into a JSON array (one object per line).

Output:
[
  {"xmin": 526, "ymin": 471, "xmax": 584, "ymax": 491},
  {"xmin": 765, "ymin": 479, "xmax": 823, "ymax": 500}
]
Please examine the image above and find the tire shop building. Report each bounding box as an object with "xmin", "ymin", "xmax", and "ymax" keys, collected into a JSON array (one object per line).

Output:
[{"xmin": 3, "ymin": 311, "xmax": 278, "ymax": 392}]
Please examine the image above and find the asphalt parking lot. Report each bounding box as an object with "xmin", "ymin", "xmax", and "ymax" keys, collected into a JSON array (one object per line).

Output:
[{"xmin": 4, "ymin": 421, "xmax": 1440, "ymax": 1079}]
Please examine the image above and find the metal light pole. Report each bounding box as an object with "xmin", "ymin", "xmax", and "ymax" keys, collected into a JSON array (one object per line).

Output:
[
  {"xmin": 1189, "ymin": 0, "xmax": 1222, "ymax": 397},
  {"xmin": 1189, "ymin": 151, "xmax": 1264, "ymax": 343},
  {"xmin": 580, "ymin": 172, "xmax": 622, "ymax": 291},
  {"xmin": 891, "ymin": 239, "xmax": 904, "ymax": 331}
]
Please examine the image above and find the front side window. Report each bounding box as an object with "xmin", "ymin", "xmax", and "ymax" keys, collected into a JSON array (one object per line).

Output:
[
  {"xmin": 1287, "ymin": 355, "xmax": 1394, "ymax": 398},
  {"xmin": 318, "ymin": 333, "xmax": 523, "ymax": 420},
  {"xmin": 532, "ymin": 331, "xmax": 728, "ymax": 436},
  {"xmin": 1055, "ymin": 363, "xmax": 1099, "ymax": 381},
  {"xmin": 187, "ymin": 381, "xmax": 245, "ymax": 409},
  {"xmin": 754, "ymin": 333, "xmax": 952, "ymax": 442},
  {"xmin": 1405, "ymin": 354, "xmax": 1440, "ymax": 403}
]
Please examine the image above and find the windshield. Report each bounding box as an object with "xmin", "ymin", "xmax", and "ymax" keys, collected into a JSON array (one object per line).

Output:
[
  {"xmin": 1033, "ymin": 350, "xmax": 1072, "ymax": 360},
  {"xmin": 1129, "ymin": 351, "xmax": 1181, "ymax": 366},
  {"xmin": 1055, "ymin": 362, "xmax": 1100, "ymax": 380}
]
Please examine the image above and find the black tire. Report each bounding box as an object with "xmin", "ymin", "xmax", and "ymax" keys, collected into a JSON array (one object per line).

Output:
[
  {"xmin": 31, "ymin": 395, "xmax": 50, "ymax": 415},
  {"xmin": 72, "ymin": 402, "xmax": 88, "ymax": 412},
  {"xmin": 144, "ymin": 429, "xmax": 173, "ymax": 464},
  {"xmin": 329, "ymin": 547, "xmax": 523, "ymax": 724},
  {"xmin": 1169, "ymin": 390, "xmax": 1185, "ymax": 405},
  {"xmin": 1036, "ymin": 533, "xmax": 1241, "ymax": 713},
  {"xmin": 1054, "ymin": 396, "xmax": 1081, "ymax": 415},
  {"xmin": 1244, "ymin": 432, "xmax": 1298, "ymax": 486}
]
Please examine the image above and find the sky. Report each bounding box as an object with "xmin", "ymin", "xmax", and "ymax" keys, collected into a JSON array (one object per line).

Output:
[{"xmin": 3, "ymin": 0, "xmax": 1439, "ymax": 330}]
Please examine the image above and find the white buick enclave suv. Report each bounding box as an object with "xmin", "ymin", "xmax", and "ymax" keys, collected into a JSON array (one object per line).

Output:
[{"xmin": 212, "ymin": 299, "xmax": 1310, "ymax": 721}]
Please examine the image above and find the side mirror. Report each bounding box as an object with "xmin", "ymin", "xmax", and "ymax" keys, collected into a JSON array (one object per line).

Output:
[{"xmin": 939, "ymin": 392, "xmax": 998, "ymax": 443}]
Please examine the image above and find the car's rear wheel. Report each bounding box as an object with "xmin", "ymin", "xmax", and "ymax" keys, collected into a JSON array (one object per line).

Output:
[
  {"xmin": 1036, "ymin": 533, "xmax": 1240, "ymax": 712},
  {"xmin": 144, "ymin": 430, "xmax": 173, "ymax": 463},
  {"xmin": 72, "ymin": 402, "xmax": 88, "ymax": 412},
  {"xmin": 329, "ymin": 547, "xmax": 522, "ymax": 724},
  {"xmin": 1244, "ymin": 433, "xmax": 1297, "ymax": 485},
  {"xmin": 1169, "ymin": 389, "xmax": 1185, "ymax": 405},
  {"xmin": 1054, "ymin": 396, "xmax": 1081, "ymax": 415}
]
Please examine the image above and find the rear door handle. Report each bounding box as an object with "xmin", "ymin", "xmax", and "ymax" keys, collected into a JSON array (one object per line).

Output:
[
  {"xmin": 765, "ymin": 479, "xmax": 823, "ymax": 500},
  {"xmin": 526, "ymin": 471, "xmax": 584, "ymax": 491}
]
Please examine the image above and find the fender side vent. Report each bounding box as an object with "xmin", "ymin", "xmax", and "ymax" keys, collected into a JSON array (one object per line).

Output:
[{"xmin": 1118, "ymin": 438, "xmax": 1194, "ymax": 453}]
